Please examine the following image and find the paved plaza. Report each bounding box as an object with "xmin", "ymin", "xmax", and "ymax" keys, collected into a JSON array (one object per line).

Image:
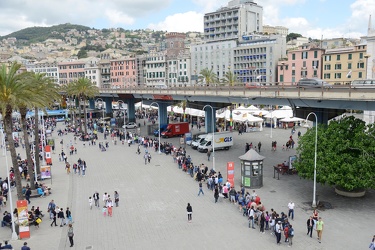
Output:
[{"xmin": 0, "ymin": 120, "xmax": 373, "ymax": 249}]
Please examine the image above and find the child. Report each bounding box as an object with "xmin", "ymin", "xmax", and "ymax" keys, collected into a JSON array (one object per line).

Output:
[
  {"xmin": 102, "ymin": 206, "xmax": 107, "ymax": 217},
  {"xmin": 89, "ymin": 197, "xmax": 93, "ymax": 210},
  {"xmin": 282, "ymin": 145, "xmax": 285, "ymax": 151}
]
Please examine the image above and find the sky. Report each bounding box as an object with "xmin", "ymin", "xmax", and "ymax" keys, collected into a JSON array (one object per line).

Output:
[{"xmin": 0, "ymin": 0, "xmax": 374, "ymax": 39}]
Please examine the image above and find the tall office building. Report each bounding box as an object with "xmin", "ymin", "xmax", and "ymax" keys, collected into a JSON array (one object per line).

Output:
[{"xmin": 203, "ymin": 0, "xmax": 263, "ymax": 42}]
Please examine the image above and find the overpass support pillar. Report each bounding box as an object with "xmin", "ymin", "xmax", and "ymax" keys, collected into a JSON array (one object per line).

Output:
[
  {"xmin": 89, "ymin": 99, "xmax": 95, "ymax": 110},
  {"xmin": 104, "ymin": 98, "xmax": 113, "ymax": 116},
  {"xmin": 315, "ymin": 109, "xmax": 329, "ymax": 125},
  {"xmin": 127, "ymin": 99, "xmax": 136, "ymax": 123},
  {"xmin": 158, "ymin": 102, "xmax": 169, "ymax": 125},
  {"xmin": 204, "ymin": 104, "xmax": 216, "ymax": 133},
  {"xmin": 295, "ymin": 107, "xmax": 344, "ymax": 125}
]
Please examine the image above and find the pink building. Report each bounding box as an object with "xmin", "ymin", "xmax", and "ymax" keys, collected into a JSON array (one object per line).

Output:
[
  {"xmin": 110, "ymin": 57, "xmax": 137, "ymax": 88},
  {"xmin": 277, "ymin": 44, "xmax": 325, "ymax": 85},
  {"xmin": 58, "ymin": 60, "xmax": 86, "ymax": 85}
]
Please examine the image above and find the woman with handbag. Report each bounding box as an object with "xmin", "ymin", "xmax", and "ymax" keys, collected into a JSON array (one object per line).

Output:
[{"xmin": 67, "ymin": 224, "xmax": 74, "ymax": 247}]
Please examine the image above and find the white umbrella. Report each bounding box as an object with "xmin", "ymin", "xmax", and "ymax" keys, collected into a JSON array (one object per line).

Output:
[
  {"xmin": 264, "ymin": 109, "xmax": 293, "ymax": 119},
  {"xmin": 279, "ymin": 117, "xmax": 304, "ymax": 122}
]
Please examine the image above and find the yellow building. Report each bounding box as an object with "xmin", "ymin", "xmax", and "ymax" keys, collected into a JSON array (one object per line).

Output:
[{"xmin": 322, "ymin": 44, "xmax": 368, "ymax": 85}]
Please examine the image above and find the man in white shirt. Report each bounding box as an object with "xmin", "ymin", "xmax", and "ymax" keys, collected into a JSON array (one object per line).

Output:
[{"xmin": 288, "ymin": 201, "xmax": 295, "ymax": 220}]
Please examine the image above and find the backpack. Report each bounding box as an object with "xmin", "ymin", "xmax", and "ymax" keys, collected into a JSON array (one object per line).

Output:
[{"xmin": 289, "ymin": 228, "xmax": 294, "ymax": 236}]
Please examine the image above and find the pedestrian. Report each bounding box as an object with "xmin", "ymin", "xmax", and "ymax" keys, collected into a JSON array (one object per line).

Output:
[
  {"xmin": 67, "ymin": 223, "xmax": 74, "ymax": 247},
  {"xmin": 21, "ymin": 242, "xmax": 30, "ymax": 250},
  {"xmin": 88, "ymin": 197, "xmax": 93, "ymax": 210},
  {"xmin": 312, "ymin": 209, "xmax": 319, "ymax": 230},
  {"xmin": 288, "ymin": 224, "xmax": 294, "ymax": 246},
  {"xmin": 306, "ymin": 216, "xmax": 314, "ymax": 237},
  {"xmin": 249, "ymin": 206, "xmax": 255, "ymax": 229},
  {"xmin": 197, "ymin": 181, "xmax": 204, "ymax": 196},
  {"xmin": 58, "ymin": 208, "xmax": 65, "ymax": 227},
  {"xmin": 114, "ymin": 191, "xmax": 119, "ymax": 207},
  {"xmin": 214, "ymin": 186, "xmax": 219, "ymax": 203},
  {"xmin": 288, "ymin": 201, "xmax": 295, "ymax": 220},
  {"xmin": 147, "ymin": 153, "xmax": 151, "ymax": 163},
  {"xmin": 186, "ymin": 203, "xmax": 193, "ymax": 222},
  {"xmin": 93, "ymin": 192, "xmax": 99, "ymax": 208},
  {"xmin": 66, "ymin": 207, "xmax": 73, "ymax": 224},
  {"xmin": 50, "ymin": 209, "xmax": 57, "ymax": 226},
  {"xmin": 48, "ymin": 200, "xmax": 56, "ymax": 219},
  {"xmin": 369, "ymin": 235, "xmax": 375, "ymax": 250},
  {"xmin": 207, "ymin": 149, "xmax": 211, "ymax": 161},
  {"xmin": 106, "ymin": 198, "xmax": 113, "ymax": 217},
  {"xmin": 275, "ymin": 221, "xmax": 282, "ymax": 244},
  {"xmin": 258, "ymin": 141, "xmax": 262, "ymax": 152},
  {"xmin": 25, "ymin": 187, "xmax": 31, "ymax": 204},
  {"xmin": 316, "ymin": 217, "xmax": 324, "ymax": 243},
  {"xmin": 259, "ymin": 211, "xmax": 265, "ymax": 233},
  {"xmin": 144, "ymin": 153, "xmax": 148, "ymax": 164},
  {"xmin": 102, "ymin": 206, "xmax": 107, "ymax": 217},
  {"xmin": 103, "ymin": 192, "xmax": 108, "ymax": 204}
]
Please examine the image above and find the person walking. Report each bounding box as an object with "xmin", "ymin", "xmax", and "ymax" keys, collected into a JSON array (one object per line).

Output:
[
  {"xmin": 67, "ymin": 223, "xmax": 74, "ymax": 247},
  {"xmin": 21, "ymin": 242, "xmax": 30, "ymax": 250},
  {"xmin": 207, "ymin": 149, "xmax": 211, "ymax": 161},
  {"xmin": 58, "ymin": 208, "xmax": 65, "ymax": 227},
  {"xmin": 288, "ymin": 224, "xmax": 294, "ymax": 246},
  {"xmin": 258, "ymin": 141, "xmax": 262, "ymax": 152},
  {"xmin": 316, "ymin": 217, "xmax": 324, "ymax": 243},
  {"xmin": 48, "ymin": 200, "xmax": 56, "ymax": 219},
  {"xmin": 106, "ymin": 198, "xmax": 113, "ymax": 217},
  {"xmin": 50, "ymin": 209, "xmax": 57, "ymax": 227},
  {"xmin": 214, "ymin": 186, "xmax": 219, "ymax": 203},
  {"xmin": 186, "ymin": 203, "xmax": 193, "ymax": 222},
  {"xmin": 89, "ymin": 197, "xmax": 93, "ymax": 209},
  {"xmin": 369, "ymin": 235, "xmax": 375, "ymax": 250},
  {"xmin": 66, "ymin": 207, "xmax": 73, "ymax": 224},
  {"xmin": 288, "ymin": 201, "xmax": 295, "ymax": 220},
  {"xmin": 275, "ymin": 221, "xmax": 282, "ymax": 245},
  {"xmin": 93, "ymin": 192, "xmax": 99, "ymax": 208},
  {"xmin": 25, "ymin": 188, "xmax": 31, "ymax": 204},
  {"xmin": 114, "ymin": 191, "xmax": 119, "ymax": 207},
  {"xmin": 306, "ymin": 216, "xmax": 314, "ymax": 237},
  {"xmin": 197, "ymin": 181, "xmax": 204, "ymax": 196},
  {"xmin": 144, "ymin": 153, "xmax": 148, "ymax": 165}
]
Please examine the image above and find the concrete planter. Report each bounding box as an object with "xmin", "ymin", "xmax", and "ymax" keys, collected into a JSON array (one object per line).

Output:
[{"xmin": 334, "ymin": 186, "xmax": 366, "ymax": 198}]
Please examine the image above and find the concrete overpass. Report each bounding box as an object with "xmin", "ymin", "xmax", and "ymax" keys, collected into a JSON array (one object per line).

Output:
[{"xmin": 95, "ymin": 85, "xmax": 375, "ymax": 128}]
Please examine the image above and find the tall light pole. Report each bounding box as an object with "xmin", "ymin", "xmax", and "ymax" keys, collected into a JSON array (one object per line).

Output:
[
  {"xmin": 305, "ymin": 112, "xmax": 318, "ymax": 208},
  {"xmin": 117, "ymin": 100, "xmax": 126, "ymax": 140},
  {"xmin": 203, "ymin": 105, "xmax": 215, "ymax": 171},
  {"xmin": 150, "ymin": 102, "xmax": 161, "ymax": 154},
  {"xmin": 1, "ymin": 129, "xmax": 18, "ymax": 240},
  {"xmin": 96, "ymin": 98, "xmax": 105, "ymax": 133}
]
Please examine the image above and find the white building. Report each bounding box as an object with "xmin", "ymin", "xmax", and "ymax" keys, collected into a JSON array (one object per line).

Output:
[
  {"xmin": 26, "ymin": 60, "xmax": 59, "ymax": 84},
  {"xmin": 144, "ymin": 52, "xmax": 167, "ymax": 87},
  {"xmin": 233, "ymin": 34, "xmax": 286, "ymax": 84},
  {"xmin": 84, "ymin": 57, "xmax": 101, "ymax": 88},
  {"xmin": 190, "ymin": 40, "xmax": 237, "ymax": 82},
  {"xmin": 203, "ymin": 0, "xmax": 263, "ymax": 42}
]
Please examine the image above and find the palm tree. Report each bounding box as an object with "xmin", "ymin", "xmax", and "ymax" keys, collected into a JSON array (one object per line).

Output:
[
  {"xmin": 198, "ymin": 68, "xmax": 217, "ymax": 86},
  {"xmin": 0, "ymin": 62, "xmax": 33, "ymax": 200},
  {"xmin": 25, "ymin": 72, "xmax": 60, "ymax": 187},
  {"xmin": 177, "ymin": 100, "xmax": 188, "ymax": 122},
  {"xmin": 221, "ymin": 70, "xmax": 240, "ymax": 86},
  {"xmin": 67, "ymin": 78, "xmax": 99, "ymax": 135}
]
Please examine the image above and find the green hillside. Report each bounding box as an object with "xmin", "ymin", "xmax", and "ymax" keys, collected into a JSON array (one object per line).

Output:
[{"xmin": 0, "ymin": 23, "xmax": 91, "ymax": 44}]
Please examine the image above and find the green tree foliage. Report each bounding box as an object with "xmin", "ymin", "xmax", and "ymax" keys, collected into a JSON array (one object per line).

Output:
[
  {"xmin": 286, "ymin": 32, "xmax": 303, "ymax": 42},
  {"xmin": 198, "ymin": 68, "xmax": 217, "ymax": 86},
  {"xmin": 295, "ymin": 116, "xmax": 375, "ymax": 191},
  {"xmin": 221, "ymin": 70, "xmax": 240, "ymax": 86}
]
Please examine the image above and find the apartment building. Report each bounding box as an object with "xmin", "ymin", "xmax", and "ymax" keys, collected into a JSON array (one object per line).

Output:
[
  {"xmin": 166, "ymin": 52, "xmax": 191, "ymax": 86},
  {"xmin": 26, "ymin": 60, "xmax": 59, "ymax": 84},
  {"xmin": 98, "ymin": 59, "xmax": 111, "ymax": 88},
  {"xmin": 144, "ymin": 52, "xmax": 167, "ymax": 87},
  {"xmin": 278, "ymin": 44, "xmax": 325, "ymax": 85},
  {"xmin": 58, "ymin": 60, "xmax": 86, "ymax": 85},
  {"xmin": 322, "ymin": 44, "xmax": 367, "ymax": 85},
  {"xmin": 110, "ymin": 57, "xmax": 137, "ymax": 88},
  {"xmin": 234, "ymin": 34, "xmax": 286, "ymax": 84},
  {"xmin": 84, "ymin": 57, "xmax": 101, "ymax": 87},
  {"xmin": 190, "ymin": 40, "xmax": 236, "ymax": 81},
  {"xmin": 203, "ymin": 0, "xmax": 263, "ymax": 42},
  {"xmin": 135, "ymin": 55, "xmax": 146, "ymax": 86},
  {"xmin": 263, "ymin": 25, "xmax": 288, "ymax": 36}
]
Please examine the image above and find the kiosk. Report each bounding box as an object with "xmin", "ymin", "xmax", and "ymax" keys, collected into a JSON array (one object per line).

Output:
[{"xmin": 239, "ymin": 149, "xmax": 265, "ymax": 188}]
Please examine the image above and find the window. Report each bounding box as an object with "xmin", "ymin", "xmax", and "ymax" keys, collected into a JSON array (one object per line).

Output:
[
  {"xmin": 359, "ymin": 72, "xmax": 363, "ymax": 78},
  {"xmin": 335, "ymin": 64, "xmax": 342, "ymax": 70},
  {"xmin": 357, "ymin": 62, "xmax": 365, "ymax": 68},
  {"xmin": 325, "ymin": 55, "xmax": 331, "ymax": 61},
  {"xmin": 292, "ymin": 70, "xmax": 295, "ymax": 76},
  {"xmin": 348, "ymin": 54, "xmax": 352, "ymax": 60},
  {"xmin": 302, "ymin": 51, "xmax": 308, "ymax": 59},
  {"xmin": 324, "ymin": 73, "xmax": 331, "ymax": 79},
  {"xmin": 336, "ymin": 55, "xmax": 340, "ymax": 60},
  {"xmin": 292, "ymin": 54, "xmax": 295, "ymax": 60},
  {"xmin": 348, "ymin": 63, "xmax": 352, "ymax": 69},
  {"xmin": 334, "ymin": 73, "xmax": 341, "ymax": 79},
  {"xmin": 314, "ymin": 51, "xmax": 318, "ymax": 58}
]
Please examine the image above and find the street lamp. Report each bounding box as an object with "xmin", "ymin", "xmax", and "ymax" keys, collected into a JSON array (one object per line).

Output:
[
  {"xmin": 150, "ymin": 102, "xmax": 161, "ymax": 154},
  {"xmin": 281, "ymin": 62, "xmax": 286, "ymax": 84},
  {"xmin": 117, "ymin": 100, "xmax": 127, "ymax": 140},
  {"xmin": 0, "ymin": 129, "xmax": 18, "ymax": 240},
  {"xmin": 364, "ymin": 55, "xmax": 371, "ymax": 79},
  {"xmin": 203, "ymin": 105, "xmax": 215, "ymax": 171},
  {"xmin": 305, "ymin": 112, "xmax": 318, "ymax": 208}
]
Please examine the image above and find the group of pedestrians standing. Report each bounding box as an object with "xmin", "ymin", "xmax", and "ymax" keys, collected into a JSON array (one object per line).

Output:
[{"xmin": 89, "ymin": 191, "xmax": 119, "ymax": 217}]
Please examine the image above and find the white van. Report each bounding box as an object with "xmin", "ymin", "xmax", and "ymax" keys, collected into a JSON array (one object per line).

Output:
[
  {"xmin": 191, "ymin": 134, "xmax": 207, "ymax": 149},
  {"xmin": 198, "ymin": 131, "xmax": 233, "ymax": 152}
]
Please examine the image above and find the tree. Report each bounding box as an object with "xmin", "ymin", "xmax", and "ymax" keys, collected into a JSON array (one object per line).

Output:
[
  {"xmin": 0, "ymin": 62, "xmax": 33, "ymax": 200},
  {"xmin": 221, "ymin": 70, "xmax": 240, "ymax": 86},
  {"xmin": 295, "ymin": 116, "xmax": 375, "ymax": 191},
  {"xmin": 286, "ymin": 32, "xmax": 303, "ymax": 42},
  {"xmin": 67, "ymin": 78, "xmax": 99, "ymax": 135},
  {"xmin": 198, "ymin": 68, "xmax": 217, "ymax": 86}
]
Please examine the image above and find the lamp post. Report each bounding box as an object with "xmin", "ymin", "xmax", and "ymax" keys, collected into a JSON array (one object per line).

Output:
[
  {"xmin": 364, "ymin": 55, "xmax": 371, "ymax": 79},
  {"xmin": 96, "ymin": 98, "xmax": 105, "ymax": 133},
  {"xmin": 1, "ymin": 129, "xmax": 18, "ymax": 240},
  {"xmin": 150, "ymin": 102, "xmax": 161, "ymax": 154},
  {"xmin": 203, "ymin": 105, "xmax": 215, "ymax": 171},
  {"xmin": 281, "ymin": 62, "xmax": 286, "ymax": 84},
  {"xmin": 117, "ymin": 100, "xmax": 127, "ymax": 140},
  {"xmin": 305, "ymin": 112, "xmax": 318, "ymax": 208},
  {"xmin": 270, "ymin": 107, "xmax": 273, "ymax": 139}
]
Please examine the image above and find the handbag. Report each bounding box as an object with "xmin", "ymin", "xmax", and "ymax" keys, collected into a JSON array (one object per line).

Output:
[{"xmin": 36, "ymin": 218, "xmax": 42, "ymax": 224}]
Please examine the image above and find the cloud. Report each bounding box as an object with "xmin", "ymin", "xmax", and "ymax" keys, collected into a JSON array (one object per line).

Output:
[{"xmin": 148, "ymin": 11, "xmax": 203, "ymax": 33}]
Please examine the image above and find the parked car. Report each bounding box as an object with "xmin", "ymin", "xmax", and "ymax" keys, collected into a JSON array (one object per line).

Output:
[{"xmin": 123, "ymin": 122, "xmax": 138, "ymax": 129}]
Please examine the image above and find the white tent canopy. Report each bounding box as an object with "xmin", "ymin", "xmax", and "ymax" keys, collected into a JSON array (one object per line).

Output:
[
  {"xmin": 279, "ymin": 117, "xmax": 304, "ymax": 122},
  {"xmin": 264, "ymin": 109, "xmax": 293, "ymax": 119}
]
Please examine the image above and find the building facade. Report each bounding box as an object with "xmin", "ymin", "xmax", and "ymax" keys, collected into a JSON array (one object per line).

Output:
[
  {"xmin": 144, "ymin": 52, "xmax": 167, "ymax": 87},
  {"xmin": 110, "ymin": 57, "xmax": 137, "ymax": 88},
  {"xmin": 26, "ymin": 60, "xmax": 59, "ymax": 84},
  {"xmin": 58, "ymin": 60, "xmax": 86, "ymax": 85},
  {"xmin": 203, "ymin": 0, "xmax": 263, "ymax": 42}
]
